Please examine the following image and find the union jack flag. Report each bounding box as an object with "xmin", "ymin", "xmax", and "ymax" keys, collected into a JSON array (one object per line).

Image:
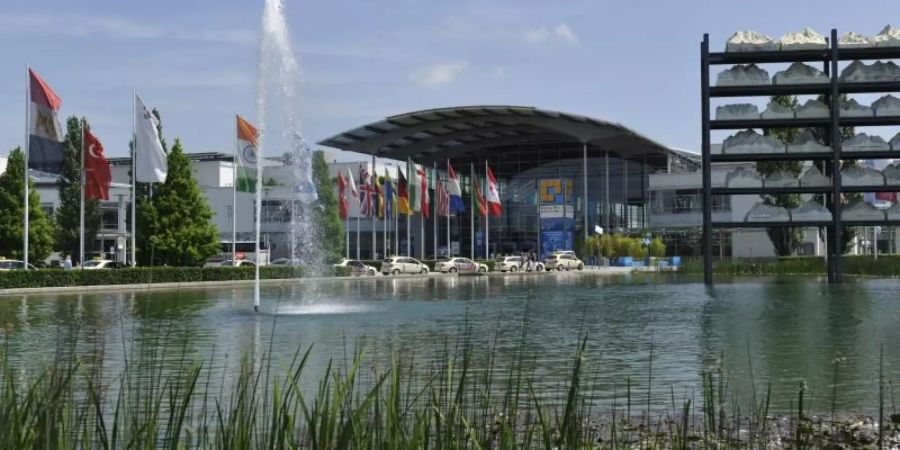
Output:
[{"xmin": 359, "ymin": 165, "xmax": 375, "ymax": 217}]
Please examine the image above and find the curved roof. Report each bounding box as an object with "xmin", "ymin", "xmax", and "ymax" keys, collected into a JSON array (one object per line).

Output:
[{"xmin": 317, "ymin": 105, "xmax": 672, "ymax": 163}]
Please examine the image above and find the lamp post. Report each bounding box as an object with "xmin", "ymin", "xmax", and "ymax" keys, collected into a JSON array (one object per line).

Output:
[{"xmin": 594, "ymin": 225, "xmax": 604, "ymax": 268}]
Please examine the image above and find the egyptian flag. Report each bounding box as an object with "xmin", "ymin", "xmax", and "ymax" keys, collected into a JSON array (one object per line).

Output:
[
  {"xmin": 84, "ymin": 128, "xmax": 111, "ymax": 200},
  {"xmin": 447, "ymin": 162, "xmax": 465, "ymax": 213},
  {"xmin": 397, "ymin": 167, "xmax": 411, "ymax": 215},
  {"xmin": 28, "ymin": 69, "xmax": 64, "ymax": 173},
  {"xmin": 337, "ymin": 170, "xmax": 349, "ymax": 220},
  {"xmin": 486, "ymin": 164, "xmax": 502, "ymax": 217}
]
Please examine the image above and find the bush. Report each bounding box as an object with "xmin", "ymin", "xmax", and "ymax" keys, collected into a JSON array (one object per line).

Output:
[
  {"xmin": 0, "ymin": 266, "xmax": 348, "ymax": 290},
  {"xmin": 677, "ymin": 255, "xmax": 900, "ymax": 277}
]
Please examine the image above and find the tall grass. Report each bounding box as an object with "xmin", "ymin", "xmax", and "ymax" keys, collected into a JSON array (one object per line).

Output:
[{"xmin": 0, "ymin": 331, "xmax": 896, "ymax": 449}]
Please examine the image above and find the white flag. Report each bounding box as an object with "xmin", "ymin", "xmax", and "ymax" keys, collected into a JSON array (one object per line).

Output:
[
  {"xmin": 135, "ymin": 95, "xmax": 168, "ymax": 182},
  {"xmin": 346, "ymin": 167, "xmax": 358, "ymax": 199}
]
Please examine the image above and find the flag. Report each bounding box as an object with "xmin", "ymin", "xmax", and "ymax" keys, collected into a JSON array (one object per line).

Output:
[
  {"xmin": 28, "ymin": 69, "xmax": 64, "ymax": 173},
  {"xmin": 374, "ymin": 173, "xmax": 384, "ymax": 219},
  {"xmin": 397, "ymin": 167, "xmax": 411, "ymax": 215},
  {"xmin": 134, "ymin": 95, "xmax": 167, "ymax": 182},
  {"xmin": 83, "ymin": 128, "xmax": 111, "ymax": 200},
  {"xmin": 383, "ymin": 168, "xmax": 394, "ymax": 218},
  {"xmin": 437, "ymin": 180, "xmax": 450, "ymax": 217},
  {"xmin": 472, "ymin": 177, "xmax": 487, "ymax": 217},
  {"xmin": 418, "ymin": 167, "xmax": 430, "ymax": 219},
  {"xmin": 359, "ymin": 165, "xmax": 374, "ymax": 217},
  {"xmin": 447, "ymin": 162, "xmax": 465, "ymax": 213},
  {"xmin": 346, "ymin": 167, "xmax": 358, "ymax": 200},
  {"xmin": 337, "ymin": 170, "xmax": 349, "ymax": 220},
  {"xmin": 235, "ymin": 115, "xmax": 259, "ymax": 193},
  {"xmin": 407, "ymin": 158, "xmax": 419, "ymax": 213},
  {"xmin": 486, "ymin": 164, "xmax": 502, "ymax": 217}
]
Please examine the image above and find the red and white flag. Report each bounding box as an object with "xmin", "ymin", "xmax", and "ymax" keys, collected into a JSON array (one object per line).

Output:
[
  {"xmin": 417, "ymin": 167, "xmax": 430, "ymax": 219},
  {"xmin": 486, "ymin": 164, "xmax": 502, "ymax": 217},
  {"xmin": 436, "ymin": 180, "xmax": 450, "ymax": 217},
  {"xmin": 83, "ymin": 128, "xmax": 111, "ymax": 200},
  {"xmin": 337, "ymin": 170, "xmax": 349, "ymax": 220}
]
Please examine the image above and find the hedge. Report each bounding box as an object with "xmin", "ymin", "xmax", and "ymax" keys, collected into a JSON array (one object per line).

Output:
[
  {"xmin": 679, "ymin": 255, "xmax": 900, "ymax": 277},
  {"xmin": 0, "ymin": 266, "xmax": 351, "ymax": 290}
]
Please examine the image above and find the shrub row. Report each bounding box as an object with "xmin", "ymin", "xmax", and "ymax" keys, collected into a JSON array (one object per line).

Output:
[
  {"xmin": 680, "ymin": 255, "xmax": 900, "ymax": 277},
  {"xmin": 0, "ymin": 266, "xmax": 351, "ymax": 290}
]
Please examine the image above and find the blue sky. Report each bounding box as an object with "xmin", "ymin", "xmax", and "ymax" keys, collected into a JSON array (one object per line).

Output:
[{"xmin": 0, "ymin": 0, "xmax": 896, "ymax": 161}]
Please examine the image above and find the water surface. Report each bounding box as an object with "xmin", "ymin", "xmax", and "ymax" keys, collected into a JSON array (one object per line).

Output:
[{"xmin": 1, "ymin": 273, "xmax": 897, "ymax": 413}]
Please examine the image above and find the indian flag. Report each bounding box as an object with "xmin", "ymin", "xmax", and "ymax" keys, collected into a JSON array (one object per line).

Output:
[{"xmin": 235, "ymin": 115, "xmax": 258, "ymax": 193}]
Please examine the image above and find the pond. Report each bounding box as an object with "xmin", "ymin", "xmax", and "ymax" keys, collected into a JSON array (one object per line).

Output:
[{"xmin": 1, "ymin": 273, "xmax": 898, "ymax": 413}]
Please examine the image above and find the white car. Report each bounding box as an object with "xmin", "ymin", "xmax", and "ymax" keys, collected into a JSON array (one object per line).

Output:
[
  {"xmin": 220, "ymin": 260, "xmax": 256, "ymax": 267},
  {"xmin": 497, "ymin": 256, "xmax": 544, "ymax": 273},
  {"xmin": 380, "ymin": 257, "xmax": 429, "ymax": 275},
  {"xmin": 544, "ymin": 253, "xmax": 584, "ymax": 271},
  {"xmin": 435, "ymin": 257, "xmax": 488, "ymax": 274},
  {"xmin": 0, "ymin": 260, "xmax": 37, "ymax": 270},
  {"xmin": 82, "ymin": 260, "xmax": 115, "ymax": 270},
  {"xmin": 333, "ymin": 258, "xmax": 377, "ymax": 276}
]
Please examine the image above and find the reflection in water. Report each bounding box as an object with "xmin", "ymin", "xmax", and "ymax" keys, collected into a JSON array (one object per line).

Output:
[{"xmin": 0, "ymin": 275, "xmax": 898, "ymax": 413}]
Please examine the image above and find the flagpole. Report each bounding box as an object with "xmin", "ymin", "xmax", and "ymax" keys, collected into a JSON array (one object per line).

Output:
[
  {"xmin": 444, "ymin": 160, "xmax": 449, "ymax": 257},
  {"xmin": 484, "ymin": 160, "xmax": 489, "ymax": 260},
  {"xmin": 419, "ymin": 167, "xmax": 425, "ymax": 260},
  {"xmin": 356, "ymin": 213, "xmax": 360, "ymax": 259},
  {"xmin": 470, "ymin": 163, "xmax": 475, "ymax": 259},
  {"xmin": 232, "ymin": 114, "xmax": 238, "ymax": 263},
  {"xmin": 370, "ymin": 156, "xmax": 376, "ymax": 259},
  {"xmin": 131, "ymin": 90, "xmax": 137, "ymax": 267},
  {"xmin": 79, "ymin": 119, "xmax": 85, "ymax": 267},
  {"xmin": 405, "ymin": 163, "xmax": 410, "ymax": 257},
  {"xmin": 433, "ymin": 162, "xmax": 438, "ymax": 258},
  {"xmin": 23, "ymin": 65, "xmax": 30, "ymax": 269}
]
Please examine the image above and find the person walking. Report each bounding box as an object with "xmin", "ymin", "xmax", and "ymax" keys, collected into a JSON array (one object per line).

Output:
[{"xmin": 63, "ymin": 256, "xmax": 73, "ymax": 270}]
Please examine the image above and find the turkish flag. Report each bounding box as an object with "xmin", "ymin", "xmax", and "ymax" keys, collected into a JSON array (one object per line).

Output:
[{"xmin": 84, "ymin": 129, "xmax": 111, "ymax": 200}]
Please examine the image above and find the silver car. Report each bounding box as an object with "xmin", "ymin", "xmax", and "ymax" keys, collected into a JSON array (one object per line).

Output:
[
  {"xmin": 435, "ymin": 257, "xmax": 488, "ymax": 274},
  {"xmin": 380, "ymin": 257, "xmax": 429, "ymax": 275},
  {"xmin": 497, "ymin": 256, "xmax": 544, "ymax": 272},
  {"xmin": 543, "ymin": 253, "xmax": 584, "ymax": 271}
]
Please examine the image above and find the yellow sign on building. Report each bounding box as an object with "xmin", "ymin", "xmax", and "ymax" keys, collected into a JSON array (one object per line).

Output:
[{"xmin": 539, "ymin": 179, "xmax": 572, "ymax": 205}]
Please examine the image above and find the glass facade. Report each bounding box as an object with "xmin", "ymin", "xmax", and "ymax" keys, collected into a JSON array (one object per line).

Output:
[{"xmin": 418, "ymin": 143, "xmax": 666, "ymax": 259}]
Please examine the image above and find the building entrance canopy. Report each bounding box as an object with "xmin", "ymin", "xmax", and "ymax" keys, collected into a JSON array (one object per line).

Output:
[{"xmin": 317, "ymin": 106, "xmax": 673, "ymax": 165}]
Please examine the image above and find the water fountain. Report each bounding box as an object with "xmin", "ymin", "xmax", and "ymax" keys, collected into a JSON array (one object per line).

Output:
[{"xmin": 255, "ymin": 0, "xmax": 319, "ymax": 311}]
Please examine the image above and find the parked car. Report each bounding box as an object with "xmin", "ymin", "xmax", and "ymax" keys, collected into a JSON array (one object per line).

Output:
[
  {"xmin": 271, "ymin": 258, "xmax": 303, "ymax": 266},
  {"xmin": 544, "ymin": 253, "xmax": 584, "ymax": 271},
  {"xmin": 333, "ymin": 258, "xmax": 377, "ymax": 276},
  {"xmin": 551, "ymin": 250, "xmax": 578, "ymax": 258},
  {"xmin": 81, "ymin": 260, "xmax": 118, "ymax": 270},
  {"xmin": 0, "ymin": 260, "xmax": 38, "ymax": 270},
  {"xmin": 435, "ymin": 257, "xmax": 488, "ymax": 274},
  {"xmin": 497, "ymin": 256, "xmax": 544, "ymax": 272},
  {"xmin": 220, "ymin": 260, "xmax": 256, "ymax": 267},
  {"xmin": 380, "ymin": 257, "xmax": 429, "ymax": 275}
]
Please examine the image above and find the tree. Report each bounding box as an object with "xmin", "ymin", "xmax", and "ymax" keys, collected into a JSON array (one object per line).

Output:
[
  {"xmin": 138, "ymin": 139, "xmax": 220, "ymax": 266},
  {"xmin": 757, "ymin": 95, "xmax": 803, "ymax": 256},
  {"xmin": 312, "ymin": 150, "xmax": 344, "ymax": 262},
  {"xmin": 0, "ymin": 148, "xmax": 55, "ymax": 261},
  {"xmin": 55, "ymin": 116, "xmax": 102, "ymax": 264}
]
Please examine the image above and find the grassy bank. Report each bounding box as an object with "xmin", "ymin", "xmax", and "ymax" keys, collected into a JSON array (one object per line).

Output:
[
  {"xmin": 1, "ymin": 333, "xmax": 897, "ymax": 449},
  {"xmin": 680, "ymin": 255, "xmax": 900, "ymax": 277},
  {"xmin": 0, "ymin": 266, "xmax": 351, "ymax": 290}
]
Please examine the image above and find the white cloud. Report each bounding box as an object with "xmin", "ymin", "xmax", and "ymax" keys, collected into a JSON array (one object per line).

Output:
[
  {"xmin": 0, "ymin": 13, "xmax": 255, "ymax": 46},
  {"xmin": 410, "ymin": 61, "xmax": 469, "ymax": 87},
  {"xmin": 523, "ymin": 23, "xmax": 579, "ymax": 45},
  {"xmin": 489, "ymin": 66, "xmax": 507, "ymax": 79}
]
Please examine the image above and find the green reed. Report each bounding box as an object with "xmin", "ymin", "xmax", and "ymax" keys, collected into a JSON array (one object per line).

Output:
[{"xmin": 0, "ymin": 330, "xmax": 896, "ymax": 449}]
